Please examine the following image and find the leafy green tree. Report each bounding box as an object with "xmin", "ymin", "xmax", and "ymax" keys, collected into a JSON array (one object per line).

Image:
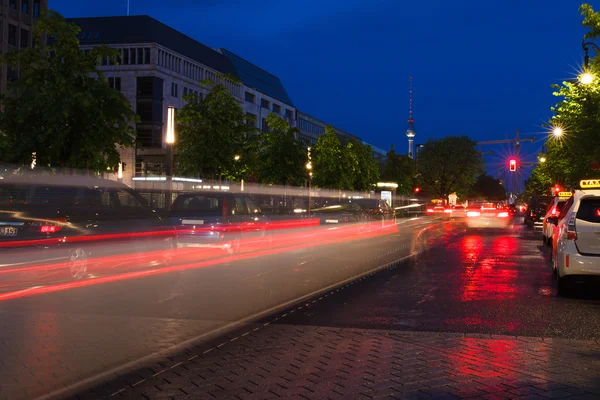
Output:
[
  {"xmin": 176, "ymin": 79, "xmax": 255, "ymax": 179},
  {"xmin": 312, "ymin": 126, "xmax": 349, "ymax": 189},
  {"xmin": 471, "ymin": 174, "xmax": 506, "ymax": 200},
  {"xmin": 418, "ymin": 136, "xmax": 483, "ymax": 199},
  {"xmin": 0, "ymin": 10, "xmax": 137, "ymax": 171},
  {"xmin": 381, "ymin": 148, "xmax": 415, "ymax": 195},
  {"xmin": 257, "ymin": 113, "xmax": 308, "ymax": 186},
  {"xmin": 524, "ymin": 3, "xmax": 600, "ymax": 194},
  {"xmin": 343, "ymin": 139, "xmax": 380, "ymax": 191}
]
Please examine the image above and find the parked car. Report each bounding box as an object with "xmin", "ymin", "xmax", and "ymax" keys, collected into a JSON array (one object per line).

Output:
[
  {"xmin": 0, "ymin": 175, "xmax": 175, "ymax": 282},
  {"xmin": 310, "ymin": 203, "xmax": 369, "ymax": 226},
  {"xmin": 525, "ymin": 196, "xmax": 553, "ymax": 226},
  {"xmin": 169, "ymin": 191, "xmax": 271, "ymax": 253},
  {"xmin": 350, "ymin": 198, "xmax": 395, "ymax": 220}
]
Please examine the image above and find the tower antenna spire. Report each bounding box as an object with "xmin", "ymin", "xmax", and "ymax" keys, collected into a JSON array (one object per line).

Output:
[
  {"xmin": 405, "ymin": 76, "xmax": 417, "ymax": 158},
  {"xmin": 409, "ymin": 76, "xmax": 413, "ymax": 120}
]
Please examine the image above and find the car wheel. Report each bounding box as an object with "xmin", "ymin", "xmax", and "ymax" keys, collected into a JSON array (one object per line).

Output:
[
  {"xmin": 69, "ymin": 248, "xmax": 88, "ymax": 280},
  {"xmin": 227, "ymin": 238, "xmax": 241, "ymax": 255},
  {"xmin": 556, "ymin": 273, "xmax": 572, "ymax": 296}
]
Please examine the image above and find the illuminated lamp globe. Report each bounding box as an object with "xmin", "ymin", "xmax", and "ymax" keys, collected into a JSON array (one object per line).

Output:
[
  {"xmin": 552, "ymin": 127, "xmax": 564, "ymax": 137},
  {"xmin": 580, "ymin": 72, "xmax": 594, "ymax": 85},
  {"xmin": 406, "ymin": 128, "xmax": 415, "ymax": 138}
]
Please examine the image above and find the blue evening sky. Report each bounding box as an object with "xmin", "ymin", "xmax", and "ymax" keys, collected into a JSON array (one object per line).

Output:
[{"xmin": 53, "ymin": 0, "xmax": 589, "ymax": 178}]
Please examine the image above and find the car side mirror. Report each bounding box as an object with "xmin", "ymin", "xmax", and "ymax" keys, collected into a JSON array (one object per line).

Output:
[{"xmin": 546, "ymin": 216, "xmax": 558, "ymax": 225}]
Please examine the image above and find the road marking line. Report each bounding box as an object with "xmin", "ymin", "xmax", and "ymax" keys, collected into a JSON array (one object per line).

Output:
[
  {"xmin": 171, "ymin": 362, "xmax": 183, "ymax": 368},
  {"xmin": 110, "ymin": 389, "xmax": 126, "ymax": 396},
  {"xmin": 230, "ymin": 337, "xmax": 238, "ymax": 342},
  {"xmin": 203, "ymin": 349, "xmax": 213, "ymax": 354},
  {"xmin": 188, "ymin": 355, "xmax": 198, "ymax": 361},
  {"xmin": 217, "ymin": 343, "xmax": 226, "ymax": 348},
  {"xmin": 241, "ymin": 332, "xmax": 250, "ymax": 336},
  {"xmin": 131, "ymin": 379, "xmax": 146, "ymax": 387},
  {"xmin": 152, "ymin": 370, "xmax": 166, "ymax": 377}
]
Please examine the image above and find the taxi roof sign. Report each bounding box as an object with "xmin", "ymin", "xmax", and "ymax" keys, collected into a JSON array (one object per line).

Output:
[
  {"xmin": 580, "ymin": 179, "xmax": 600, "ymax": 189},
  {"xmin": 558, "ymin": 192, "xmax": 572, "ymax": 197}
]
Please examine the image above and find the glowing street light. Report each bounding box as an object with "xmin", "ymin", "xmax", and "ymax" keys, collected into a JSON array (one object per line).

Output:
[
  {"xmin": 539, "ymin": 156, "xmax": 546, "ymax": 163},
  {"xmin": 166, "ymin": 106, "xmax": 176, "ymax": 206},
  {"xmin": 234, "ymin": 154, "xmax": 240, "ymax": 161},
  {"xmin": 552, "ymin": 126, "xmax": 564, "ymax": 137},
  {"xmin": 579, "ymin": 72, "xmax": 594, "ymax": 85}
]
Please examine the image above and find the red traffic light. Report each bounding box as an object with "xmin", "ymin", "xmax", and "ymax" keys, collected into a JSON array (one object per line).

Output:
[
  {"xmin": 509, "ymin": 159, "xmax": 517, "ymax": 172},
  {"xmin": 414, "ymin": 187, "xmax": 421, "ymax": 193},
  {"xmin": 554, "ymin": 186, "xmax": 561, "ymax": 193}
]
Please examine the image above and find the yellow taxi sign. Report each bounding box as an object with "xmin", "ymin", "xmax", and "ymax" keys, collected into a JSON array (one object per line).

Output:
[
  {"xmin": 580, "ymin": 179, "xmax": 600, "ymax": 189},
  {"xmin": 558, "ymin": 192, "xmax": 572, "ymax": 197}
]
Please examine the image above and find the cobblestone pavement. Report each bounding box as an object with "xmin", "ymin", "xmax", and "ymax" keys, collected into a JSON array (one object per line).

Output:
[{"xmin": 77, "ymin": 323, "xmax": 600, "ymax": 399}]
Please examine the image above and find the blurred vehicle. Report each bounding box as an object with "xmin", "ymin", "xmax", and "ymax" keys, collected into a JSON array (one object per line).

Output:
[
  {"xmin": 549, "ymin": 180, "xmax": 600, "ymax": 293},
  {"xmin": 465, "ymin": 202, "xmax": 511, "ymax": 229},
  {"xmin": 524, "ymin": 196, "xmax": 552, "ymax": 226},
  {"xmin": 426, "ymin": 204, "xmax": 446, "ymax": 216},
  {"xmin": 351, "ymin": 198, "xmax": 395, "ymax": 220},
  {"xmin": 170, "ymin": 192, "xmax": 270, "ymax": 253},
  {"xmin": 311, "ymin": 203, "xmax": 368, "ymax": 226},
  {"xmin": 0, "ymin": 175, "xmax": 175, "ymax": 280},
  {"xmin": 542, "ymin": 193, "xmax": 570, "ymax": 245},
  {"xmin": 450, "ymin": 204, "xmax": 467, "ymax": 218}
]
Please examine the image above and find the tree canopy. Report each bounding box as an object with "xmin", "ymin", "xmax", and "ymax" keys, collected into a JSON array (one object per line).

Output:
[
  {"xmin": 257, "ymin": 113, "xmax": 308, "ymax": 186},
  {"xmin": 0, "ymin": 10, "xmax": 138, "ymax": 172},
  {"xmin": 470, "ymin": 174, "xmax": 506, "ymax": 200},
  {"xmin": 525, "ymin": 3, "xmax": 600, "ymax": 195},
  {"xmin": 418, "ymin": 136, "xmax": 483, "ymax": 199},
  {"xmin": 380, "ymin": 148, "xmax": 415, "ymax": 195},
  {"xmin": 176, "ymin": 79, "xmax": 256, "ymax": 179}
]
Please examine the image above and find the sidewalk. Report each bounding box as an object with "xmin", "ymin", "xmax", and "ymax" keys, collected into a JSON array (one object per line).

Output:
[{"xmin": 78, "ymin": 320, "xmax": 600, "ymax": 400}]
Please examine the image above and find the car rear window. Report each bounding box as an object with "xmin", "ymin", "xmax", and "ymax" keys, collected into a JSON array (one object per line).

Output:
[
  {"xmin": 576, "ymin": 198, "xmax": 600, "ymax": 223},
  {"xmin": 172, "ymin": 195, "xmax": 223, "ymax": 212}
]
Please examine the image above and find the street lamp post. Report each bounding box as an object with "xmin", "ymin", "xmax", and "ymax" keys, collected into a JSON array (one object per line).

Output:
[
  {"xmin": 165, "ymin": 106, "xmax": 176, "ymax": 208},
  {"xmin": 306, "ymin": 147, "xmax": 312, "ymax": 217},
  {"xmin": 580, "ymin": 39, "xmax": 599, "ymax": 84}
]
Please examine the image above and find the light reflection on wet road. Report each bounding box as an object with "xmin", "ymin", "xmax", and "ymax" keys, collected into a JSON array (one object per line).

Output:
[{"xmin": 278, "ymin": 218, "xmax": 600, "ymax": 340}]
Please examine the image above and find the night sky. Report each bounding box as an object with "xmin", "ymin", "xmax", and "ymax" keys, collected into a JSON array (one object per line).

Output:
[{"xmin": 53, "ymin": 0, "xmax": 589, "ymax": 179}]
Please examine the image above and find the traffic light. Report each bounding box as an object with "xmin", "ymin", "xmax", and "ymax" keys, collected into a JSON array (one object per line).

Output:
[
  {"xmin": 509, "ymin": 159, "xmax": 517, "ymax": 172},
  {"xmin": 414, "ymin": 187, "xmax": 421, "ymax": 193},
  {"xmin": 554, "ymin": 185, "xmax": 561, "ymax": 194}
]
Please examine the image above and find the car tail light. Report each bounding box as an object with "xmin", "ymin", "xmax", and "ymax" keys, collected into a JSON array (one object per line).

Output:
[
  {"xmin": 426, "ymin": 208, "xmax": 434, "ymax": 213},
  {"xmin": 467, "ymin": 211, "xmax": 480, "ymax": 217},
  {"xmin": 497, "ymin": 212, "xmax": 509, "ymax": 218},
  {"xmin": 40, "ymin": 225, "xmax": 62, "ymax": 233},
  {"xmin": 566, "ymin": 213, "xmax": 577, "ymax": 240},
  {"xmin": 444, "ymin": 209, "xmax": 452, "ymax": 213},
  {"xmin": 31, "ymin": 220, "xmax": 65, "ymax": 234}
]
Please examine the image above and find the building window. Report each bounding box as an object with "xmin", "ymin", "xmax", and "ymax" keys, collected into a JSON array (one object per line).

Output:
[
  {"xmin": 108, "ymin": 77, "xmax": 121, "ymax": 91},
  {"xmin": 246, "ymin": 113, "xmax": 256, "ymax": 127},
  {"xmin": 261, "ymin": 118, "xmax": 269, "ymax": 132},
  {"xmin": 261, "ymin": 99, "xmax": 269, "ymax": 109},
  {"xmin": 7, "ymin": 67, "xmax": 18, "ymax": 82},
  {"xmin": 245, "ymin": 92, "xmax": 255, "ymax": 103},
  {"xmin": 183, "ymin": 87, "xmax": 188, "ymax": 97},
  {"xmin": 8, "ymin": 24, "xmax": 17, "ymax": 46},
  {"xmin": 144, "ymin": 48, "xmax": 150, "ymax": 64},
  {"xmin": 285, "ymin": 109, "xmax": 293, "ymax": 120},
  {"xmin": 171, "ymin": 82, "xmax": 178, "ymax": 98},
  {"xmin": 122, "ymin": 48, "xmax": 129, "ymax": 65},
  {"xmin": 33, "ymin": 0, "xmax": 40, "ymax": 16},
  {"xmin": 272, "ymin": 104, "xmax": 281, "ymax": 114},
  {"xmin": 20, "ymin": 29, "xmax": 29, "ymax": 48},
  {"xmin": 137, "ymin": 48, "xmax": 143, "ymax": 64},
  {"xmin": 22, "ymin": 0, "xmax": 29, "ymax": 14},
  {"xmin": 9, "ymin": 0, "xmax": 16, "ymax": 9}
]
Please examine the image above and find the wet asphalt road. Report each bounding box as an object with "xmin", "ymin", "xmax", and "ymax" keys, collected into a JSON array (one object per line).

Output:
[{"xmin": 275, "ymin": 216, "xmax": 600, "ymax": 340}]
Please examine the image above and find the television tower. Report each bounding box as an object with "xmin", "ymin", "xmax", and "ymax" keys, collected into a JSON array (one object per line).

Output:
[{"xmin": 406, "ymin": 76, "xmax": 416, "ymax": 158}]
